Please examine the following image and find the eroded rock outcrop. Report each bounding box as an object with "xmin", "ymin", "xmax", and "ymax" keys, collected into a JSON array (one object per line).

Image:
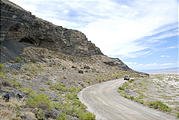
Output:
[
  {"xmin": 0, "ymin": 0, "xmax": 102, "ymax": 56},
  {"xmin": 0, "ymin": 0, "xmax": 136, "ymax": 72}
]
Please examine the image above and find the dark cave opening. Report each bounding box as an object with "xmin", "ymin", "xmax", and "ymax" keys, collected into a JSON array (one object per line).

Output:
[
  {"xmin": 19, "ymin": 37, "xmax": 35, "ymax": 45},
  {"xmin": 9, "ymin": 23, "xmax": 21, "ymax": 32}
]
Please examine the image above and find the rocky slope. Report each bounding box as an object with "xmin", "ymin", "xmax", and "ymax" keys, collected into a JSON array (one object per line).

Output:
[{"xmin": 0, "ymin": 0, "xmax": 149, "ymax": 120}]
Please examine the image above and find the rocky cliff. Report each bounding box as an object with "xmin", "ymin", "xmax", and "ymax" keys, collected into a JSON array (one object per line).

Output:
[
  {"xmin": 0, "ymin": 0, "xmax": 102, "ymax": 58},
  {"xmin": 0, "ymin": 0, "xmax": 139, "ymax": 72}
]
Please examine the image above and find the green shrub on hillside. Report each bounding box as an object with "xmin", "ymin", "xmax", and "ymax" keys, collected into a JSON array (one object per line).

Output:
[
  {"xmin": 50, "ymin": 83, "xmax": 68, "ymax": 91},
  {"xmin": 35, "ymin": 109, "xmax": 45, "ymax": 120},
  {"xmin": 27, "ymin": 93, "xmax": 53, "ymax": 110},
  {"xmin": 146, "ymin": 101, "xmax": 171, "ymax": 112},
  {"xmin": 118, "ymin": 82, "xmax": 129, "ymax": 90},
  {"xmin": 0, "ymin": 63, "xmax": 6, "ymax": 78},
  {"xmin": 129, "ymin": 78, "xmax": 136, "ymax": 83},
  {"xmin": 15, "ymin": 57, "xmax": 24, "ymax": 63},
  {"xmin": 0, "ymin": 71, "xmax": 6, "ymax": 79},
  {"xmin": 8, "ymin": 79, "xmax": 22, "ymax": 88},
  {"xmin": 40, "ymin": 87, "xmax": 45, "ymax": 91},
  {"xmin": 19, "ymin": 87, "xmax": 35, "ymax": 96},
  {"xmin": 134, "ymin": 97, "xmax": 144, "ymax": 104},
  {"xmin": 78, "ymin": 110, "xmax": 96, "ymax": 120},
  {"xmin": 176, "ymin": 113, "xmax": 179, "ymax": 118},
  {"xmin": 57, "ymin": 113, "xmax": 67, "ymax": 120},
  {"xmin": 0, "ymin": 63, "xmax": 6, "ymax": 72},
  {"xmin": 48, "ymin": 81, "xmax": 95, "ymax": 119}
]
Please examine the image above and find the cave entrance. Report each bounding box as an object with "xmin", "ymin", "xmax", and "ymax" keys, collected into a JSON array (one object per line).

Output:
[
  {"xmin": 19, "ymin": 37, "xmax": 35, "ymax": 45},
  {"xmin": 9, "ymin": 23, "xmax": 21, "ymax": 32}
]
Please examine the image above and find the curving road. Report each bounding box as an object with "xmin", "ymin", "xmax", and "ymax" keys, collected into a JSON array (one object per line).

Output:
[{"xmin": 78, "ymin": 79, "xmax": 176, "ymax": 120}]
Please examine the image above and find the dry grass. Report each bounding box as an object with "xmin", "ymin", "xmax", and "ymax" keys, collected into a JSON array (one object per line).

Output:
[{"xmin": 0, "ymin": 95, "xmax": 36, "ymax": 120}]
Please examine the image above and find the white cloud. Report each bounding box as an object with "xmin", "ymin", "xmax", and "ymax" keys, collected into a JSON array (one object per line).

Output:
[
  {"xmin": 79, "ymin": 0, "xmax": 178, "ymax": 58},
  {"xmin": 150, "ymin": 31, "xmax": 178, "ymax": 40},
  {"xmin": 9, "ymin": 0, "xmax": 178, "ymax": 59},
  {"xmin": 161, "ymin": 63, "xmax": 174, "ymax": 66},
  {"xmin": 126, "ymin": 62, "xmax": 175, "ymax": 70},
  {"xmin": 149, "ymin": 23, "xmax": 178, "ymax": 36},
  {"xmin": 167, "ymin": 46, "xmax": 177, "ymax": 49},
  {"xmin": 160, "ymin": 55, "xmax": 170, "ymax": 58}
]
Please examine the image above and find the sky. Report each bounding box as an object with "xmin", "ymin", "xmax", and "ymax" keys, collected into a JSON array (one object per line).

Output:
[{"xmin": 10, "ymin": 0, "xmax": 178, "ymax": 71}]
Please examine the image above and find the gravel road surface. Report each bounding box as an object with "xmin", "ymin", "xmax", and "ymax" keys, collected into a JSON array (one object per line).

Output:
[{"xmin": 78, "ymin": 79, "xmax": 176, "ymax": 120}]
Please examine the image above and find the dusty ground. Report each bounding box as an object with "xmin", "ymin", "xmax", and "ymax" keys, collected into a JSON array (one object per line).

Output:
[
  {"xmin": 78, "ymin": 79, "xmax": 176, "ymax": 120},
  {"xmin": 4, "ymin": 46, "xmax": 143, "ymax": 92}
]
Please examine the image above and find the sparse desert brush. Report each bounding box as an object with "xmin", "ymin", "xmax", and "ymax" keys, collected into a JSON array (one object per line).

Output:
[
  {"xmin": 57, "ymin": 113, "xmax": 67, "ymax": 120},
  {"xmin": 118, "ymin": 82, "xmax": 129, "ymax": 90},
  {"xmin": 176, "ymin": 113, "xmax": 179, "ymax": 118},
  {"xmin": 50, "ymin": 82, "xmax": 68, "ymax": 91},
  {"xmin": 118, "ymin": 86, "xmax": 125, "ymax": 91},
  {"xmin": 1, "ymin": 77, "xmax": 22, "ymax": 88},
  {"xmin": 48, "ymin": 82, "xmax": 94, "ymax": 119},
  {"xmin": 124, "ymin": 94, "xmax": 134, "ymax": 100},
  {"xmin": 175, "ymin": 78, "xmax": 179, "ymax": 82},
  {"xmin": 0, "ymin": 71, "xmax": 6, "ymax": 79},
  {"xmin": 68, "ymin": 86, "xmax": 81, "ymax": 93},
  {"xmin": 134, "ymin": 98, "xmax": 144, "ymax": 104},
  {"xmin": 35, "ymin": 108, "xmax": 45, "ymax": 120},
  {"xmin": 0, "ymin": 63, "xmax": 6, "ymax": 72},
  {"xmin": 46, "ymin": 80, "xmax": 52, "ymax": 85},
  {"xmin": 0, "ymin": 63, "xmax": 7, "ymax": 78},
  {"xmin": 86, "ymin": 79, "xmax": 91, "ymax": 84},
  {"xmin": 129, "ymin": 78, "xmax": 136, "ymax": 83},
  {"xmin": 15, "ymin": 57, "xmax": 24, "ymax": 63},
  {"xmin": 137, "ymin": 93, "xmax": 145, "ymax": 99},
  {"xmin": 27, "ymin": 93, "xmax": 53, "ymax": 110},
  {"xmin": 19, "ymin": 87, "xmax": 35, "ymax": 96},
  {"xmin": 40, "ymin": 87, "xmax": 45, "ymax": 91},
  {"xmin": 9, "ymin": 60, "xmax": 15, "ymax": 63},
  {"xmin": 9, "ymin": 79, "xmax": 22, "ymax": 88},
  {"xmin": 78, "ymin": 109, "xmax": 96, "ymax": 120},
  {"xmin": 146, "ymin": 101, "xmax": 171, "ymax": 112},
  {"xmin": 25, "ymin": 63, "xmax": 43, "ymax": 75}
]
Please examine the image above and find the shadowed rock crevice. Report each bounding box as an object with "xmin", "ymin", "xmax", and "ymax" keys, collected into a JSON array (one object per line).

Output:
[{"xmin": 19, "ymin": 37, "xmax": 36, "ymax": 45}]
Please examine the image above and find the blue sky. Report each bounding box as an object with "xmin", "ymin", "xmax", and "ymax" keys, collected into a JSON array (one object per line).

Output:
[{"xmin": 10, "ymin": 0, "xmax": 178, "ymax": 71}]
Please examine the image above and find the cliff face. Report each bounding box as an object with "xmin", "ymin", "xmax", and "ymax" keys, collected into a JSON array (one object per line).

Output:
[
  {"xmin": 0, "ymin": 0, "xmax": 102, "ymax": 56},
  {"xmin": 0, "ymin": 0, "xmax": 136, "ymax": 72}
]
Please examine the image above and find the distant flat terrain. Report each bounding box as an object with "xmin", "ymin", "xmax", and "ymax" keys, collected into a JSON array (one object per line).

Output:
[
  {"xmin": 78, "ymin": 79, "xmax": 176, "ymax": 120},
  {"xmin": 141, "ymin": 67, "xmax": 179, "ymax": 74}
]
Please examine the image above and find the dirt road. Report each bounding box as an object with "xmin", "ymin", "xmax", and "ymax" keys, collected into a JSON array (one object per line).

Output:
[{"xmin": 78, "ymin": 79, "xmax": 176, "ymax": 120}]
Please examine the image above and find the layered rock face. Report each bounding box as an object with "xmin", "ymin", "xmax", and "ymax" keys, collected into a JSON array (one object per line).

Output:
[
  {"xmin": 0, "ymin": 0, "xmax": 134, "ymax": 72},
  {"xmin": 0, "ymin": 0, "xmax": 102, "ymax": 56}
]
